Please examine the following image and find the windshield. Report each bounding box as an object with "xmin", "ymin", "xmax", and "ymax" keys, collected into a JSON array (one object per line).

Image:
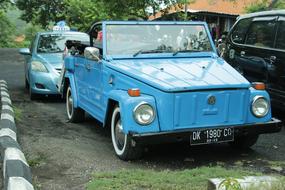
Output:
[
  {"xmin": 106, "ymin": 24, "xmax": 213, "ymax": 56},
  {"xmin": 37, "ymin": 33, "xmax": 89, "ymax": 53}
]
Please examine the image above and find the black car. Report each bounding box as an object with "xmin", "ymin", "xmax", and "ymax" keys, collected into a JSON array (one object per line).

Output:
[{"xmin": 225, "ymin": 10, "xmax": 285, "ymax": 110}]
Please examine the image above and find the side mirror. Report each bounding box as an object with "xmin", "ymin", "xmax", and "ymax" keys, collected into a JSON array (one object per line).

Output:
[
  {"xmin": 19, "ymin": 48, "xmax": 31, "ymax": 55},
  {"xmin": 84, "ymin": 47, "xmax": 100, "ymax": 62}
]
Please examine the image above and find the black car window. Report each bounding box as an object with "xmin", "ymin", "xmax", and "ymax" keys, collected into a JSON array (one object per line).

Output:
[
  {"xmin": 231, "ymin": 18, "xmax": 251, "ymax": 44},
  {"xmin": 276, "ymin": 21, "xmax": 285, "ymax": 50},
  {"xmin": 245, "ymin": 21, "xmax": 276, "ymax": 48}
]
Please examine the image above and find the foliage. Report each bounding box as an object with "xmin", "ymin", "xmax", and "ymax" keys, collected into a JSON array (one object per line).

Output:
[
  {"xmin": 62, "ymin": 0, "xmax": 108, "ymax": 31},
  {"xmin": 245, "ymin": 0, "xmax": 285, "ymax": 13},
  {"xmin": 219, "ymin": 177, "xmax": 242, "ymax": 190},
  {"xmin": 6, "ymin": 8, "xmax": 29, "ymax": 35},
  {"xmin": 87, "ymin": 166, "xmax": 260, "ymax": 190},
  {"xmin": 1, "ymin": 7, "xmax": 43, "ymax": 48},
  {"xmin": 0, "ymin": 10, "xmax": 15, "ymax": 48},
  {"xmin": 16, "ymin": 0, "xmax": 65, "ymax": 29},
  {"xmin": 0, "ymin": 0, "xmax": 12, "ymax": 10},
  {"xmin": 24, "ymin": 24, "xmax": 43, "ymax": 41},
  {"xmin": 13, "ymin": 106, "xmax": 23, "ymax": 122},
  {"xmin": 14, "ymin": 0, "xmax": 199, "ymax": 30}
]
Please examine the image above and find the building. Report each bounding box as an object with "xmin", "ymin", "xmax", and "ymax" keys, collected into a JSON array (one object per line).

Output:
[{"xmin": 149, "ymin": 0, "xmax": 260, "ymax": 40}]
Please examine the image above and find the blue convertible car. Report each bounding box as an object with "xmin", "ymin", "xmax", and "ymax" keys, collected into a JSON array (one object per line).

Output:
[
  {"xmin": 60, "ymin": 21, "xmax": 282, "ymax": 160},
  {"xmin": 19, "ymin": 28, "xmax": 89, "ymax": 99}
]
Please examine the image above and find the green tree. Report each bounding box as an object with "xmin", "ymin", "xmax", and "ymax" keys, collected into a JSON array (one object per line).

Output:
[
  {"xmin": 16, "ymin": 0, "xmax": 65, "ymax": 28},
  {"xmin": 0, "ymin": 0, "xmax": 12, "ymax": 10},
  {"xmin": 0, "ymin": 10, "xmax": 15, "ymax": 47},
  {"xmin": 24, "ymin": 24, "xmax": 43, "ymax": 41},
  {"xmin": 15, "ymin": 0, "xmax": 188, "ymax": 30},
  {"xmin": 246, "ymin": 0, "xmax": 285, "ymax": 13},
  {"xmin": 62, "ymin": 0, "xmax": 108, "ymax": 31}
]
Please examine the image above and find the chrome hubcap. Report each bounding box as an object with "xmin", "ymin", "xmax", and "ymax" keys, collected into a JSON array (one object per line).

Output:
[
  {"xmin": 115, "ymin": 119, "xmax": 125, "ymax": 150},
  {"xmin": 67, "ymin": 90, "xmax": 73, "ymax": 117}
]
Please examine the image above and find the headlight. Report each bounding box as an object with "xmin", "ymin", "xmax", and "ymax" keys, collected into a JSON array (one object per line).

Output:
[
  {"xmin": 251, "ymin": 96, "xmax": 269, "ymax": 118},
  {"xmin": 31, "ymin": 61, "xmax": 48, "ymax": 72},
  {"xmin": 133, "ymin": 102, "xmax": 155, "ymax": 125}
]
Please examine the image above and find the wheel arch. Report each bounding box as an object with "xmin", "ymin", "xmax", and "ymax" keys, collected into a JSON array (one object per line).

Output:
[
  {"xmin": 104, "ymin": 99, "xmax": 119, "ymax": 128},
  {"xmin": 103, "ymin": 90, "xmax": 159, "ymax": 134},
  {"xmin": 62, "ymin": 77, "xmax": 70, "ymax": 99},
  {"xmin": 64, "ymin": 74, "xmax": 79, "ymax": 108}
]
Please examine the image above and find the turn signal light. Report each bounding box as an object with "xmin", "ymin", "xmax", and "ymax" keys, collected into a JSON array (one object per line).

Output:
[
  {"xmin": 252, "ymin": 82, "xmax": 265, "ymax": 90},
  {"xmin": 128, "ymin": 88, "xmax": 140, "ymax": 97}
]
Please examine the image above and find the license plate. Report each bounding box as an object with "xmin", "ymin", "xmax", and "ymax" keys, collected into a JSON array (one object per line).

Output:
[{"xmin": 190, "ymin": 128, "xmax": 234, "ymax": 145}]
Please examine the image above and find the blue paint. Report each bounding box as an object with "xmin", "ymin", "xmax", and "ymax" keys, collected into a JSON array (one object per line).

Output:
[
  {"xmin": 19, "ymin": 31, "xmax": 89, "ymax": 96},
  {"xmin": 64, "ymin": 21, "xmax": 273, "ymax": 135}
]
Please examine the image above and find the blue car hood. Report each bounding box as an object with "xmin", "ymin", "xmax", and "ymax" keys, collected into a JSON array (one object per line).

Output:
[
  {"xmin": 107, "ymin": 57, "xmax": 250, "ymax": 92},
  {"xmin": 37, "ymin": 53, "xmax": 63, "ymax": 68}
]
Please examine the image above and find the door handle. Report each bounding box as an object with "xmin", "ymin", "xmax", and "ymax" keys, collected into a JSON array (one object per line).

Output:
[
  {"xmin": 85, "ymin": 63, "xmax": 91, "ymax": 70},
  {"xmin": 269, "ymin": 56, "xmax": 276, "ymax": 64},
  {"xmin": 240, "ymin": 51, "xmax": 245, "ymax": 57}
]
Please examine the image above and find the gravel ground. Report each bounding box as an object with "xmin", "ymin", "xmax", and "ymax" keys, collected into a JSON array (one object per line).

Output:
[{"xmin": 0, "ymin": 48, "xmax": 284, "ymax": 190}]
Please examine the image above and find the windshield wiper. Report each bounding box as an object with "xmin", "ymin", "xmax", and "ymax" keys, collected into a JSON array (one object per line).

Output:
[
  {"xmin": 133, "ymin": 49, "xmax": 168, "ymax": 57},
  {"xmin": 173, "ymin": 49, "xmax": 200, "ymax": 56}
]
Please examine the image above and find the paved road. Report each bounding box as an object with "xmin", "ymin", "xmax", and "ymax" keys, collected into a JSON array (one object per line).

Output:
[{"xmin": 0, "ymin": 48, "xmax": 284, "ymax": 190}]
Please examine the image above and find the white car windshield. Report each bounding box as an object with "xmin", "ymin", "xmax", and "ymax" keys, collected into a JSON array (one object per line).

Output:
[{"xmin": 106, "ymin": 24, "xmax": 213, "ymax": 56}]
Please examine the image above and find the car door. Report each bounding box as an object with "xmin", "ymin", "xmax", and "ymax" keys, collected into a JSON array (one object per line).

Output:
[
  {"xmin": 74, "ymin": 55, "xmax": 89, "ymax": 107},
  {"xmin": 273, "ymin": 17, "xmax": 285, "ymax": 90},
  {"xmin": 267, "ymin": 16, "xmax": 285, "ymax": 107},
  {"xmin": 77, "ymin": 23, "xmax": 104, "ymax": 122},
  {"xmin": 238, "ymin": 16, "xmax": 278, "ymax": 82},
  {"xmin": 84, "ymin": 57, "xmax": 104, "ymax": 121}
]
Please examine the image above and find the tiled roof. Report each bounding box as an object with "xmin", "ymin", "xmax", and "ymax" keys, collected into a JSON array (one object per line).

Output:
[{"xmin": 149, "ymin": 0, "xmax": 261, "ymax": 20}]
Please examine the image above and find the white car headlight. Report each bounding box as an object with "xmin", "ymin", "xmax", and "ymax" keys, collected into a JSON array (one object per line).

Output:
[
  {"xmin": 251, "ymin": 96, "xmax": 269, "ymax": 118},
  {"xmin": 133, "ymin": 102, "xmax": 155, "ymax": 125},
  {"xmin": 31, "ymin": 61, "xmax": 48, "ymax": 73}
]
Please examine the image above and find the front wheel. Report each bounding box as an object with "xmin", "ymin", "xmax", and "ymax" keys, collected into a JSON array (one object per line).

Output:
[
  {"xmin": 111, "ymin": 106, "xmax": 142, "ymax": 160},
  {"xmin": 66, "ymin": 86, "xmax": 85, "ymax": 122},
  {"xmin": 229, "ymin": 134, "xmax": 259, "ymax": 149}
]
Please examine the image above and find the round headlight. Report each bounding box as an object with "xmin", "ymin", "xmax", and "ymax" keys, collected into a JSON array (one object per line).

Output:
[
  {"xmin": 133, "ymin": 102, "xmax": 155, "ymax": 125},
  {"xmin": 251, "ymin": 96, "xmax": 269, "ymax": 118}
]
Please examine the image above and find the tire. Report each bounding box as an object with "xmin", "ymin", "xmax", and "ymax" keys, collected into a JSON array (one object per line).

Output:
[
  {"xmin": 25, "ymin": 77, "xmax": 29, "ymax": 89},
  {"xmin": 29, "ymin": 86, "xmax": 39, "ymax": 100},
  {"xmin": 111, "ymin": 106, "xmax": 142, "ymax": 160},
  {"xmin": 66, "ymin": 86, "xmax": 85, "ymax": 122},
  {"xmin": 229, "ymin": 134, "xmax": 259, "ymax": 149}
]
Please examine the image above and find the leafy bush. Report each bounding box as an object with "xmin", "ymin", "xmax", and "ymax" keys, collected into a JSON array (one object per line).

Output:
[{"xmin": 0, "ymin": 11, "xmax": 15, "ymax": 48}]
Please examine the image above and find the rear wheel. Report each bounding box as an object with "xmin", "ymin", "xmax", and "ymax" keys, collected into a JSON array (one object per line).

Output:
[
  {"xmin": 66, "ymin": 86, "xmax": 85, "ymax": 122},
  {"xmin": 229, "ymin": 134, "xmax": 259, "ymax": 149},
  {"xmin": 111, "ymin": 106, "xmax": 142, "ymax": 160},
  {"xmin": 25, "ymin": 77, "xmax": 29, "ymax": 89}
]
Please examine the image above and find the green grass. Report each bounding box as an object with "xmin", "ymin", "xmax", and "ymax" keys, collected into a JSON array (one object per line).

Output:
[
  {"xmin": 13, "ymin": 106, "xmax": 23, "ymax": 122},
  {"xmin": 27, "ymin": 152, "xmax": 47, "ymax": 168},
  {"xmin": 87, "ymin": 166, "xmax": 262, "ymax": 190}
]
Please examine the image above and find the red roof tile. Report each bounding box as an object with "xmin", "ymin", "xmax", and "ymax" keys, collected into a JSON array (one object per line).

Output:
[{"xmin": 149, "ymin": 0, "xmax": 261, "ymax": 20}]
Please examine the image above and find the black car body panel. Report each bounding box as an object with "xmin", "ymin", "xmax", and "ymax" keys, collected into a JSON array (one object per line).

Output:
[{"xmin": 225, "ymin": 10, "xmax": 285, "ymax": 109}]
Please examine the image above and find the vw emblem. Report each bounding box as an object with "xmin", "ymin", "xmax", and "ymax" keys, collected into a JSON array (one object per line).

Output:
[{"xmin": 208, "ymin": 96, "xmax": 216, "ymax": 105}]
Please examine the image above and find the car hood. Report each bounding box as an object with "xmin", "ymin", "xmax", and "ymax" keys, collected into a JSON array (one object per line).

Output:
[
  {"xmin": 36, "ymin": 53, "xmax": 63, "ymax": 68},
  {"xmin": 107, "ymin": 57, "xmax": 250, "ymax": 92}
]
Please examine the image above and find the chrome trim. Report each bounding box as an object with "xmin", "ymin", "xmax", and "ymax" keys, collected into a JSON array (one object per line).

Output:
[
  {"xmin": 133, "ymin": 101, "xmax": 156, "ymax": 126},
  {"xmin": 251, "ymin": 95, "xmax": 269, "ymax": 118}
]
